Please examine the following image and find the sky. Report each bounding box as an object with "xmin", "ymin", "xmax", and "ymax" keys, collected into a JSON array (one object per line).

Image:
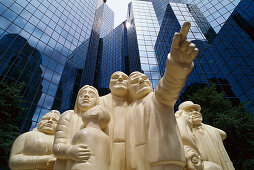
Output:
[{"xmin": 106, "ymin": 0, "xmax": 131, "ymax": 28}]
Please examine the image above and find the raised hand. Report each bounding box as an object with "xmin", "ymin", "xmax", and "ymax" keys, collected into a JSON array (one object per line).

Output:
[{"xmin": 170, "ymin": 21, "xmax": 199, "ymax": 66}]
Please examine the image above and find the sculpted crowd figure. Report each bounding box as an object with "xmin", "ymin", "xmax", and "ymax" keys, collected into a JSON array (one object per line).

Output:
[
  {"xmin": 52, "ymin": 21, "xmax": 199, "ymax": 170},
  {"xmin": 176, "ymin": 101, "xmax": 234, "ymax": 170},
  {"xmin": 67, "ymin": 105, "xmax": 110, "ymax": 170},
  {"xmin": 53, "ymin": 85, "xmax": 99, "ymax": 170},
  {"xmin": 9, "ymin": 110, "xmax": 60, "ymax": 170},
  {"xmin": 9, "ymin": 21, "xmax": 234, "ymax": 170}
]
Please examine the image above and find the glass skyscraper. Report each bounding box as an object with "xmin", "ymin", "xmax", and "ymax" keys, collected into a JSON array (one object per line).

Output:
[
  {"xmin": 1, "ymin": 0, "xmax": 253, "ymax": 135},
  {"xmin": 127, "ymin": 0, "xmax": 161, "ymax": 88},
  {"xmin": 0, "ymin": 0, "xmax": 113, "ymax": 132},
  {"xmin": 0, "ymin": 0, "xmax": 254, "ymax": 169},
  {"xmin": 133, "ymin": 0, "xmax": 254, "ymax": 107}
]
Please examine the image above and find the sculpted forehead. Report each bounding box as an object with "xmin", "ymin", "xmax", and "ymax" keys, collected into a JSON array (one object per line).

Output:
[
  {"xmin": 129, "ymin": 72, "xmax": 146, "ymax": 79},
  {"xmin": 110, "ymin": 71, "xmax": 128, "ymax": 79},
  {"xmin": 41, "ymin": 112, "xmax": 60, "ymax": 121},
  {"xmin": 79, "ymin": 87, "xmax": 97, "ymax": 94}
]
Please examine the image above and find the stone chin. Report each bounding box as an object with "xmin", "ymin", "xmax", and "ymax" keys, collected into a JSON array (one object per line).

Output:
[
  {"xmin": 192, "ymin": 118, "xmax": 202, "ymax": 126},
  {"xmin": 38, "ymin": 125, "xmax": 55, "ymax": 135},
  {"xmin": 110, "ymin": 84, "xmax": 128, "ymax": 96},
  {"xmin": 136, "ymin": 86, "xmax": 153, "ymax": 99}
]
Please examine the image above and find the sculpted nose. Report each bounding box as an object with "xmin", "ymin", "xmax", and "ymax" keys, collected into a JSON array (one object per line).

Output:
[{"xmin": 118, "ymin": 75, "xmax": 123, "ymax": 81}]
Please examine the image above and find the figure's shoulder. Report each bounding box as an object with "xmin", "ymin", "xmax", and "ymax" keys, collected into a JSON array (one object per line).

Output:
[
  {"xmin": 58, "ymin": 110, "xmax": 74, "ymax": 123},
  {"xmin": 13, "ymin": 130, "xmax": 40, "ymax": 144},
  {"xmin": 61, "ymin": 110, "xmax": 74, "ymax": 117},
  {"xmin": 99, "ymin": 93, "xmax": 112, "ymax": 101},
  {"xmin": 14, "ymin": 131, "xmax": 31, "ymax": 142}
]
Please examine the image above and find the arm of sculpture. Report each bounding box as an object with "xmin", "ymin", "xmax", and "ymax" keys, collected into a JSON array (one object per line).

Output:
[
  {"xmin": 9, "ymin": 133, "xmax": 55, "ymax": 169},
  {"xmin": 9, "ymin": 133, "xmax": 35, "ymax": 169},
  {"xmin": 155, "ymin": 22, "xmax": 199, "ymax": 106},
  {"xmin": 215, "ymin": 127, "xmax": 227, "ymax": 140},
  {"xmin": 53, "ymin": 111, "xmax": 91, "ymax": 162},
  {"xmin": 53, "ymin": 111, "xmax": 72, "ymax": 159}
]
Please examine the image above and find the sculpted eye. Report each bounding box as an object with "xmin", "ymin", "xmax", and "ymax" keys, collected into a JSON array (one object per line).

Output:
[
  {"xmin": 122, "ymin": 75, "xmax": 129, "ymax": 80},
  {"xmin": 131, "ymin": 78, "xmax": 138, "ymax": 84},
  {"xmin": 141, "ymin": 75, "xmax": 148, "ymax": 80},
  {"xmin": 89, "ymin": 91, "xmax": 96, "ymax": 97},
  {"xmin": 112, "ymin": 75, "xmax": 119, "ymax": 79}
]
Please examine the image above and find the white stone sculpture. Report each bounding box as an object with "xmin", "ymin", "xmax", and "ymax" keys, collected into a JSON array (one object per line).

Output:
[
  {"xmin": 184, "ymin": 145, "xmax": 203, "ymax": 170},
  {"xmin": 125, "ymin": 21, "xmax": 198, "ymax": 170},
  {"xmin": 53, "ymin": 85, "xmax": 99, "ymax": 170},
  {"xmin": 53, "ymin": 21, "xmax": 199, "ymax": 170},
  {"xmin": 66, "ymin": 105, "xmax": 110, "ymax": 170},
  {"xmin": 176, "ymin": 101, "xmax": 234, "ymax": 170},
  {"xmin": 99, "ymin": 71, "xmax": 129, "ymax": 170},
  {"xmin": 183, "ymin": 145, "xmax": 223, "ymax": 170},
  {"xmin": 9, "ymin": 110, "xmax": 60, "ymax": 170}
]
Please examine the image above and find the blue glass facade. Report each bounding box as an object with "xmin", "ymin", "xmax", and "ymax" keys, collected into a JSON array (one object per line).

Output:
[
  {"xmin": 0, "ymin": 0, "xmax": 253, "ymax": 134},
  {"xmin": 97, "ymin": 22, "xmax": 127, "ymax": 91},
  {"xmin": 52, "ymin": 2, "xmax": 114, "ymax": 115},
  {"xmin": 145, "ymin": 0, "xmax": 254, "ymax": 106},
  {"xmin": 127, "ymin": 0, "xmax": 161, "ymax": 88},
  {"xmin": 0, "ymin": 0, "xmax": 111, "ymax": 132},
  {"xmin": 100, "ymin": 4, "xmax": 114, "ymax": 38}
]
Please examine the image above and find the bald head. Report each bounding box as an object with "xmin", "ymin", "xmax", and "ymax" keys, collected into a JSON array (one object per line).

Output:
[{"xmin": 109, "ymin": 71, "xmax": 129, "ymax": 98}]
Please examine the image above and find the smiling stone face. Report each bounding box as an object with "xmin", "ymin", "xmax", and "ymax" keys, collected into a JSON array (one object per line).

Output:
[
  {"xmin": 78, "ymin": 87, "xmax": 98, "ymax": 112},
  {"xmin": 128, "ymin": 71, "xmax": 153, "ymax": 101},
  {"xmin": 185, "ymin": 107, "xmax": 203, "ymax": 126}
]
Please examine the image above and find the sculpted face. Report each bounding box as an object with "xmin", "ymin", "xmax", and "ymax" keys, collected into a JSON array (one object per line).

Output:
[
  {"xmin": 78, "ymin": 87, "xmax": 98, "ymax": 112},
  {"xmin": 37, "ymin": 110, "xmax": 60, "ymax": 135},
  {"xmin": 185, "ymin": 107, "xmax": 203, "ymax": 126},
  {"xmin": 128, "ymin": 72, "xmax": 152, "ymax": 101},
  {"xmin": 109, "ymin": 71, "xmax": 129, "ymax": 97}
]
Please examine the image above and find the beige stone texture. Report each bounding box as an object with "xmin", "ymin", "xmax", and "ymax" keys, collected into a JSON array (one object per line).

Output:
[{"xmin": 9, "ymin": 110, "xmax": 60, "ymax": 170}]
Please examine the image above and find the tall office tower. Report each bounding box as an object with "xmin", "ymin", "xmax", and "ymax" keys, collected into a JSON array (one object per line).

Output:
[
  {"xmin": 51, "ymin": 2, "xmax": 114, "ymax": 116},
  {"xmin": 134, "ymin": 0, "xmax": 254, "ymax": 107},
  {"xmin": 96, "ymin": 21, "xmax": 129, "ymax": 95},
  {"xmin": 142, "ymin": 0, "xmax": 241, "ymax": 32},
  {"xmin": 204, "ymin": 0, "xmax": 254, "ymax": 106},
  {"xmin": 0, "ymin": 0, "xmax": 113, "ymax": 132},
  {"xmin": 100, "ymin": 3, "xmax": 114, "ymax": 38},
  {"xmin": 127, "ymin": 0, "xmax": 161, "ymax": 88}
]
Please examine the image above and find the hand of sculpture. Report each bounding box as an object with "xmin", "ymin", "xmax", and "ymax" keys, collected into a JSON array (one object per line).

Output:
[
  {"xmin": 66, "ymin": 144, "xmax": 91, "ymax": 162},
  {"xmin": 47, "ymin": 155, "xmax": 56, "ymax": 170},
  {"xmin": 170, "ymin": 21, "xmax": 199, "ymax": 66}
]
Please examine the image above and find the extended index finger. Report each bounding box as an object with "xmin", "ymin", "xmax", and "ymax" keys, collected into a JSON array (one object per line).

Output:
[{"xmin": 180, "ymin": 21, "xmax": 191, "ymax": 41}]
